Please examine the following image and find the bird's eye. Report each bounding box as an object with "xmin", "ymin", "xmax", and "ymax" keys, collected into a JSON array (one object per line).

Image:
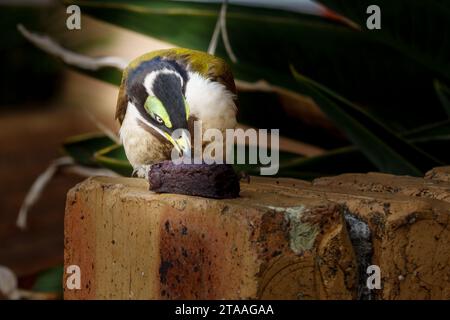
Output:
[{"xmin": 154, "ymin": 115, "xmax": 164, "ymax": 125}]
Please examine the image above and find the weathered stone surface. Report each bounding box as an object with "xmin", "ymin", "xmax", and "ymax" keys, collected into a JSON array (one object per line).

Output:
[
  {"xmin": 314, "ymin": 172, "xmax": 450, "ymax": 203},
  {"xmin": 64, "ymin": 171, "xmax": 450, "ymax": 300},
  {"xmin": 64, "ymin": 176, "xmax": 357, "ymax": 300},
  {"xmin": 425, "ymin": 166, "xmax": 450, "ymax": 183},
  {"xmin": 303, "ymin": 173, "xmax": 450, "ymax": 299}
]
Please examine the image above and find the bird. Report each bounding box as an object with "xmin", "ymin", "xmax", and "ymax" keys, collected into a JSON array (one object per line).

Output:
[{"xmin": 116, "ymin": 48, "xmax": 238, "ymax": 178}]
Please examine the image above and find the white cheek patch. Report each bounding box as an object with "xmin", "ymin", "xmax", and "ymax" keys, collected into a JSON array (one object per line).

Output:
[{"xmin": 143, "ymin": 69, "xmax": 184, "ymax": 96}]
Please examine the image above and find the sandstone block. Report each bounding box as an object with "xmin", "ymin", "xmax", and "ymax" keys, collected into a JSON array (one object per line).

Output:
[
  {"xmin": 64, "ymin": 176, "xmax": 357, "ymax": 300},
  {"xmin": 273, "ymin": 174, "xmax": 450, "ymax": 299},
  {"xmin": 314, "ymin": 172, "xmax": 450, "ymax": 203},
  {"xmin": 425, "ymin": 166, "xmax": 450, "ymax": 183}
]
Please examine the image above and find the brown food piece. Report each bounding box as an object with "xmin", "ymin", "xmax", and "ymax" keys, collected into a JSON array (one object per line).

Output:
[{"xmin": 148, "ymin": 161, "xmax": 240, "ymax": 199}]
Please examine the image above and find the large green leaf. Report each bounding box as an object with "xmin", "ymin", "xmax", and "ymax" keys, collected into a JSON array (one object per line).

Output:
[
  {"xmin": 291, "ymin": 67, "xmax": 442, "ymax": 175},
  {"xmin": 0, "ymin": 7, "xmax": 63, "ymax": 106},
  {"xmin": 231, "ymin": 144, "xmax": 305, "ymax": 175},
  {"xmin": 237, "ymin": 91, "xmax": 345, "ymax": 149},
  {"xmin": 63, "ymin": 0, "xmax": 444, "ymax": 129},
  {"xmin": 405, "ymin": 119, "xmax": 450, "ymax": 140},
  {"xmin": 65, "ymin": 0, "xmax": 355, "ymax": 93},
  {"xmin": 281, "ymin": 137, "xmax": 450, "ymax": 177},
  {"xmin": 279, "ymin": 119, "xmax": 450, "ymax": 175},
  {"xmin": 280, "ymin": 146, "xmax": 374, "ymax": 175},
  {"xmin": 316, "ymin": 0, "xmax": 450, "ymax": 80},
  {"xmin": 81, "ymin": 66, "xmax": 122, "ymax": 86},
  {"xmin": 62, "ymin": 132, "xmax": 116, "ymax": 166},
  {"xmin": 94, "ymin": 144, "xmax": 133, "ymax": 176},
  {"xmin": 32, "ymin": 265, "xmax": 63, "ymax": 294}
]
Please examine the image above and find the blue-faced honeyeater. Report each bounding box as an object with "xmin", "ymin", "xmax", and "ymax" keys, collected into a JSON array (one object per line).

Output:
[{"xmin": 116, "ymin": 48, "xmax": 238, "ymax": 178}]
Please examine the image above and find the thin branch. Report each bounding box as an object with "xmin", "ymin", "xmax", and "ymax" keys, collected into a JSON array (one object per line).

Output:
[
  {"xmin": 0, "ymin": 266, "xmax": 20, "ymax": 300},
  {"xmin": 17, "ymin": 24, "xmax": 128, "ymax": 71},
  {"xmin": 16, "ymin": 157, "xmax": 74, "ymax": 230},
  {"xmin": 219, "ymin": 0, "xmax": 237, "ymax": 63},
  {"xmin": 16, "ymin": 157, "xmax": 120, "ymax": 230},
  {"xmin": 63, "ymin": 165, "xmax": 120, "ymax": 178},
  {"xmin": 207, "ymin": 0, "xmax": 237, "ymax": 63},
  {"xmin": 207, "ymin": 8, "xmax": 222, "ymax": 55}
]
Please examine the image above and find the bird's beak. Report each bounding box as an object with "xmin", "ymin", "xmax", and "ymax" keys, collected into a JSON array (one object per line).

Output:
[{"xmin": 167, "ymin": 129, "xmax": 191, "ymax": 159}]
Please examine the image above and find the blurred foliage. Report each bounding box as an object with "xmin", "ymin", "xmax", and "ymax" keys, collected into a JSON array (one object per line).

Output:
[
  {"xmin": 318, "ymin": 0, "xmax": 450, "ymax": 80},
  {"xmin": 32, "ymin": 265, "xmax": 63, "ymax": 295},
  {"xmin": 291, "ymin": 67, "xmax": 441, "ymax": 175},
  {"xmin": 33, "ymin": 0, "xmax": 449, "ymax": 177},
  {"xmin": 63, "ymin": 133, "xmax": 116, "ymax": 166},
  {"xmin": 64, "ymin": 0, "xmax": 449, "ymax": 130},
  {"xmin": 94, "ymin": 143, "xmax": 133, "ymax": 176},
  {"xmin": 0, "ymin": 7, "xmax": 63, "ymax": 106}
]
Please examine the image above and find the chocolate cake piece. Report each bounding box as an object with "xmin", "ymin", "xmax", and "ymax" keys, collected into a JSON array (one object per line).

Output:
[{"xmin": 149, "ymin": 161, "xmax": 240, "ymax": 199}]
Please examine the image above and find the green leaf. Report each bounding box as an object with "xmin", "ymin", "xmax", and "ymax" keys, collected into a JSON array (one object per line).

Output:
[
  {"xmin": 62, "ymin": 0, "xmax": 443, "ymax": 130},
  {"xmin": 32, "ymin": 265, "xmax": 63, "ymax": 294},
  {"xmin": 81, "ymin": 66, "xmax": 122, "ymax": 86},
  {"xmin": 434, "ymin": 80, "xmax": 450, "ymax": 118},
  {"xmin": 291, "ymin": 67, "xmax": 442, "ymax": 175},
  {"xmin": 62, "ymin": 132, "xmax": 116, "ymax": 166},
  {"xmin": 281, "ymin": 138, "xmax": 450, "ymax": 178},
  {"xmin": 316, "ymin": 0, "xmax": 450, "ymax": 80},
  {"xmin": 405, "ymin": 119, "xmax": 450, "ymax": 140},
  {"xmin": 282, "ymin": 118, "xmax": 450, "ymax": 176},
  {"xmin": 0, "ymin": 7, "xmax": 63, "ymax": 106},
  {"xmin": 281, "ymin": 146, "xmax": 374, "ymax": 174},
  {"xmin": 94, "ymin": 144, "xmax": 134, "ymax": 176},
  {"xmin": 65, "ymin": 0, "xmax": 354, "ymax": 93},
  {"xmin": 237, "ymin": 91, "xmax": 343, "ymax": 149},
  {"xmin": 231, "ymin": 144, "xmax": 302, "ymax": 175}
]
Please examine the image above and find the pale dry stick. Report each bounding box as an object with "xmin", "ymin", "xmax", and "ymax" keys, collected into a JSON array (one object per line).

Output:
[
  {"xmin": 17, "ymin": 24, "xmax": 129, "ymax": 70},
  {"xmin": 16, "ymin": 25, "xmax": 124, "ymax": 229},
  {"xmin": 18, "ymin": 24, "xmax": 309, "ymax": 113},
  {"xmin": 0, "ymin": 266, "xmax": 20, "ymax": 300},
  {"xmin": 63, "ymin": 165, "xmax": 121, "ymax": 178},
  {"xmin": 207, "ymin": 0, "xmax": 237, "ymax": 63},
  {"xmin": 207, "ymin": 4, "xmax": 221, "ymax": 55},
  {"xmin": 16, "ymin": 157, "xmax": 74, "ymax": 230},
  {"xmin": 16, "ymin": 157, "xmax": 119, "ymax": 230},
  {"xmin": 219, "ymin": 0, "xmax": 237, "ymax": 63}
]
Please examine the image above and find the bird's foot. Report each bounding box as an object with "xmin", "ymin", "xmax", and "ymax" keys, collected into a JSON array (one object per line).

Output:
[{"xmin": 132, "ymin": 165, "xmax": 153, "ymax": 180}]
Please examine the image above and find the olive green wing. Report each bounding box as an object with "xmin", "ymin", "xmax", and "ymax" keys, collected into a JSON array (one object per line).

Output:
[
  {"xmin": 115, "ymin": 48, "xmax": 237, "ymax": 124},
  {"xmin": 161, "ymin": 48, "xmax": 237, "ymax": 97}
]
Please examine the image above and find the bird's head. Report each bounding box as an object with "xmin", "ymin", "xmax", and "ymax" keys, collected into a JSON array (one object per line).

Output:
[{"xmin": 125, "ymin": 58, "xmax": 192, "ymax": 158}]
